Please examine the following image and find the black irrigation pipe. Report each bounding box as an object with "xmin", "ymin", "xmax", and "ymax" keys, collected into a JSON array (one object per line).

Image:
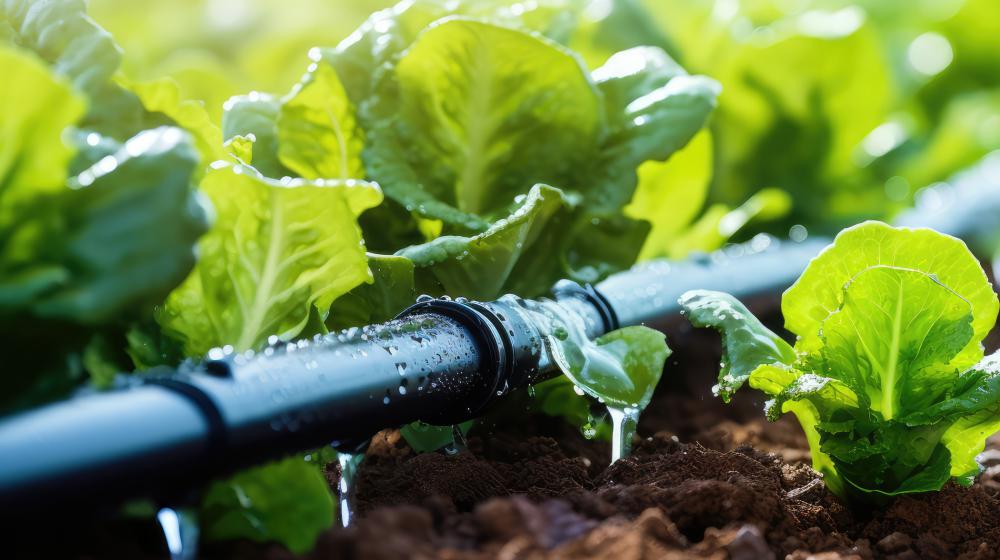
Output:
[{"xmin": 1, "ymin": 155, "xmax": 999, "ymax": 519}]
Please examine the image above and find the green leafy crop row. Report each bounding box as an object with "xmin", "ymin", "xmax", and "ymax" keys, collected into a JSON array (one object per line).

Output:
[
  {"xmin": 0, "ymin": 0, "xmax": 709, "ymax": 550},
  {"xmin": 682, "ymin": 222, "xmax": 1000, "ymax": 500},
  {"xmin": 3, "ymin": 0, "xmax": 1000, "ymax": 553}
]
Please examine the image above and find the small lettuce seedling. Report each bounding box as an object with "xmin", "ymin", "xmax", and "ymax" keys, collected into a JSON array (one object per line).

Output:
[{"xmin": 680, "ymin": 221, "xmax": 1000, "ymax": 499}]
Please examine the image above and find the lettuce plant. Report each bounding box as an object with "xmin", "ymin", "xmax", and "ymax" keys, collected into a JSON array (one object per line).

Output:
[
  {"xmin": 680, "ymin": 221, "xmax": 1000, "ymax": 499},
  {"xmin": 144, "ymin": 1, "xmax": 713, "ymax": 549},
  {"xmin": 0, "ymin": 40, "xmax": 208, "ymax": 408}
]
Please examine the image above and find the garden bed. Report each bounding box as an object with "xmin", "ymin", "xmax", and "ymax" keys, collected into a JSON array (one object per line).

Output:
[{"xmin": 210, "ymin": 305, "xmax": 1000, "ymax": 560}]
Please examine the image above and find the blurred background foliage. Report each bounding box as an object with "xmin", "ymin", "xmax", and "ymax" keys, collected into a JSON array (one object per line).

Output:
[{"xmin": 89, "ymin": 0, "xmax": 1000, "ymax": 238}]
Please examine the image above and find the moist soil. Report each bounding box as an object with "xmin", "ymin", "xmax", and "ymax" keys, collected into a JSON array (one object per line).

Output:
[{"xmin": 210, "ymin": 297, "xmax": 1000, "ymax": 560}]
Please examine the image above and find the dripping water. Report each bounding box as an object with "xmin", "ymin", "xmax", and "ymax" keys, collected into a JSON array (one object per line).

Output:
[
  {"xmin": 444, "ymin": 424, "xmax": 468, "ymax": 455},
  {"xmin": 156, "ymin": 507, "xmax": 199, "ymax": 560},
  {"xmin": 607, "ymin": 407, "xmax": 640, "ymax": 463},
  {"xmin": 499, "ymin": 294, "xmax": 658, "ymax": 465},
  {"xmin": 336, "ymin": 451, "xmax": 364, "ymax": 527}
]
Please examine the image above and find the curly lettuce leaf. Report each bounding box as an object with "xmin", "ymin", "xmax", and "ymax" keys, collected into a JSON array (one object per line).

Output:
[
  {"xmin": 1, "ymin": 0, "xmax": 120, "ymax": 99},
  {"xmin": 220, "ymin": 49, "xmax": 366, "ymax": 185},
  {"xmin": 354, "ymin": 16, "xmax": 717, "ymax": 233},
  {"xmin": 680, "ymin": 222, "xmax": 1000, "ymax": 498},
  {"xmin": 327, "ymin": 0, "xmax": 581, "ymax": 106},
  {"xmin": 122, "ymin": 77, "xmax": 227, "ymax": 170},
  {"xmin": 277, "ymin": 50, "xmax": 365, "ymax": 181},
  {"xmin": 158, "ymin": 162, "xmax": 382, "ymax": 355},
  {"xmin": 783, "ymin": 221, "xmax": 998, "ymax": 360}
]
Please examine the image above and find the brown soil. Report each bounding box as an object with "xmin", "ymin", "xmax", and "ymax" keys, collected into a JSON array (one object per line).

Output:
[{"xmin": 208, "ymin": 313, "xmax": 1000, "ymax": 560}]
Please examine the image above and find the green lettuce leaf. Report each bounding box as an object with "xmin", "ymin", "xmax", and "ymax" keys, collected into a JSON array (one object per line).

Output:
[
  {"xmin": 0, "ymin": 47, "xmax": 207, "ymax": 409},
  {"xmin": 588, "ymin": 45, "xmax": 720, "ymax": 212},
  {"xmin": 819, "ymin": 265, "xmax": 974, "ymax": 419},
  {"xmin": 1, "ymin": 102, "xmax": 208, "ymax": 324},
  {"xmin": 677, "ymin": 290, "xmax": 796, "ymax": 401},
  {"xmin": 1, "ymin": 0, "xmax": 176, "ymax": 141},
  {"xmin": 327, "ymin": 0, "xmax": 582, "ymax": 107},
  {"xmin": 1, "ymin": 0, "xmax": 120, "ymax": 99},
  {"xmin": 680, "ymin": 222, "xmax": 1000, "ymax": 499},
  {"xmin": 783, "ymin": 221, "xmax": 998, "ymax": 360},
  {"xmin": 397, "ymin": 184, "xmax": 571, "ymax": 300},
  {"xmin": 505, "ymin": 294, "xmax": 669, "ymax": 435},
  {"xmin": 201, "ymin": 456, "xmax": 333, "ymax": 555},
  {"xmin": 0, "ymin": 46, "xmax": 84, "ymax": 219},
  {"xmin": 39, "ymin": 127, "xmax": 209, "ymax": 322},
  {"xmin": 277, "ymin": 51, "xmax": 365, "ymax": 181},
  {"xmin": 579, "ymin": 326, "xmax": 670, "ymax": 410},
  {"xmin": 158, "ymin": 161, "xmax": 382, "ymax": 355},
  {"xmin": 625, "ymin": 129, "xmax": 712, "ymax": 260},
  {"xmin": 326, "ymin": 253, "xmax": 415, "ymax": 331},
  {"xmin": 221, "ymin": 93, "xmax": 285, "ymax": 178},
  {"xmin": 365, "ymin": 18, "xmax": 602, "ymax": 226},
  {"xmin": 122, "ymin": 77, "xmax": 227, "ymax": 171}
]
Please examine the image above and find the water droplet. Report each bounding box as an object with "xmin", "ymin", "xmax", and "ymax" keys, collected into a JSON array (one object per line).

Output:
[{"xmin": 444, "ymin": 424, "xmax": 468, "ymax": 455}]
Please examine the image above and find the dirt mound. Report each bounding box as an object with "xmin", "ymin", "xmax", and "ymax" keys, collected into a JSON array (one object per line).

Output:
[{"xmin": 265, "ymin": 425, "xmax": 996, "ymax": 560}]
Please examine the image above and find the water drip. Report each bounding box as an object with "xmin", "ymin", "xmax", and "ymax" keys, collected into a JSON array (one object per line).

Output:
[
  {"xmin": 444, "ymin": 424, "xmax": 468, "ymax": 456},
  {"xmin": 336, "ymin": 451, "xmax": 365, "ymax": 527},
  {"xmin": 500, "ymin": 294, "xmax": 658, "ymax": 463},
  {"xmin": 156, "ymin": 507, "xmax": 199, "ymax": 560},
  {"xmin": 608, "ymin": 407, "xmax": 639, "ymax": 463}
]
